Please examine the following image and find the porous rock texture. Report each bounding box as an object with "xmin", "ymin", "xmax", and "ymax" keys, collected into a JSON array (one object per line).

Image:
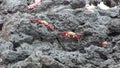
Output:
[{"xmin": 0, "ymin": 0, "xmax": 120, "ymax": 68}]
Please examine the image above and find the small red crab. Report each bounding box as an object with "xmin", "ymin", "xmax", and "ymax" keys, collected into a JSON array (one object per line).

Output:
[
  {"xmin": 59, "ymin": 31, "xmax": 82, "ymax": 39},
  {"xmin": 30, "ymin": 18, "xmax": 54, "ymax": 31},
  {"xmin": 101, "ymin": 41, "xmax": 108, "ymax": 47},
  {"xmin": 84, "ymin": 5, "xmax": 95, "ymax": 12},
  {"xmin": 27, "ymin": 0, "xmax": 42, "ymax": 10}
]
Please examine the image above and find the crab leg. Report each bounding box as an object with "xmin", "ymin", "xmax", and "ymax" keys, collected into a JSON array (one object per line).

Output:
[
  {"xmin": 30, "ymin": 18, "xmax": 54, "ymax": 31},
  {"xmin": 27, "ymin": 0, "xmax": 42, "ymax": 10}
]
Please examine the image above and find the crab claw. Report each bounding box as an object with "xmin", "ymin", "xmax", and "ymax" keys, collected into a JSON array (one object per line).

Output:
[
  {"xmin": 85, "ymin": 4, "xmax": 95, "ymax": 12},
  {"xmin": 101, "ymin": 41, "xmax": 108, "ymax": 47},
  {"xmin": 46, "ymin": 24, "xmax": 54, "ymax": 31},
  {"xmin": 30, "ymin": 18, "xmax": 42, "ymax": 23},
  {"xmin": 27, "ymin": 0, "xmax": 42, "ymax": 10},
  {"xmin": 27, "ymin": 7, "xmax": 34, "ymax": 10},
  {"xmin": 30, "ymin": 18, "xmax": 54, "ymax": 31}
]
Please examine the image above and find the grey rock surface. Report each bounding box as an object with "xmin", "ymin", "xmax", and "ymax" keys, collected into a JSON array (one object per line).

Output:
[{"xmin": 0, "ymin": 0, "xmax": 120, "ymax": 68}]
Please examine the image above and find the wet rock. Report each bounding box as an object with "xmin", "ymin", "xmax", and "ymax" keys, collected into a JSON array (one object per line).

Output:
[
  {"xmin": 0, "ymin": 15, "xmax": 4, "ymax": 30},
  {"xmin": 0, "ymin": 0, "xmax": 120, "ymax": 67},
  {"xmin": 3, "ymin": 0, "xmax": 27, "ymax": 8},
  {"xmin": 100, "ymin": 59, "xmax": 116, "ymax": 68},
  {"xmin": 1, "ymin": 0, "xmax": 27, "ymax": 14},
  {"xmin": 47, "ymin": 10, "xmax": 82, "ymax": 31},
  {"xmin": 48, "ymin": 50, "xmax": 86, "ymax": 67},
  {"xmin": 109, "ymin": 35, "xmax": 120, "ymax": 51},
  {"xmin": 70, "ymin": 0, "xmax": 86, "ymax": 9},
  {"xmin": 108, "ymin": 53, "xmax": 120, "ymax": 63},
  {"xmin": 12, "ymin": 51, "xmax": 66, "ymax": 68},
  {"xmin": 89, "ymin": 0, "xmax": 101, "ymax": 6},
  {"xmin": 74, "ymin": 10, "xmax": 99, "ymax": 24},
  {"xmin": 85, "ymin": 45, "xmax": 108, "ymax": 60},
  {"xmin": 75, "ymin": 12, "xmax": 109, "ymax": 46},
  {"xmin": 0, "ymin": 37, "xmax": 14, "ymax": 52},
  {"xmin": 32, "ymin": 42, "xmax": 51, "ymax": 52},
  {"xmin": 83, "ymin": 63, "xmax": 97, "ymax": 68},
  {"xmin": 0, "ymin": 40, "xmax": 13, "ymax": 52},
  {"xmin": 98, "ymin": 7, "xmax": 120, "ymax": 18},
  {"xmin": 102, "ymin": 0, "xmax": 117, "ymax": 7},
  {"xmin": 38, "ymin": 0, "xmax": 53, "ymax": 10},
  {"xmin": 9, "ymin": 61, "xmax": 42, "ymax": 68},
  {"xmin": 107, "ymin": 19, "xmax": 120, "ymax": 36},
  {"xmin": 1, "ymin": 50, "xmax": 30, "ymax": 64},
  {"xmin": 52, "ymin": 0, "xmax": 71, "ymax": 5},
  {"xmin": 0, "ymin": 0, "xmax": 3, "ymax": 4},
  {"xmin": 108, "ymin": 64, "xmax": 120, "ymax": 68},
  {"xmin": 16, "ymin": 43, "xmax": 34, "ymax": 53},
  {"xmin": 3, "ymin": 12, "xmax": 34, "ymax": 43}
]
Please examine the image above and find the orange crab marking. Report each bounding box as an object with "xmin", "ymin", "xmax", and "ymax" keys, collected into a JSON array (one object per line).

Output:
[
  {"xmin": 59, "ymin": 31, "xmax": 82, "ymax": 39},
  {"xmin": 30, "ymin": 18, "xmax": 54, "ymax": 31}
]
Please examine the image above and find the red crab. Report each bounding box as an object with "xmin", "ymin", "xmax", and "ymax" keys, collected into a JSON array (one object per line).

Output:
[
  {"xmin": 27, "ymin": 0, "xmax": 42, "ymax": 10},
  {"xmin": 101, "ymin": 41, "xmax": 108, "ymax": 47},
  {"xmin": 59, "ymin": 31, "xmax": 83, "ymax": 39},
  {"xmin": 30, "ymin": 18, "xmax": 54, "ymax": 31},
  {"xmin": 84, "ymin": 5, "xmax": 95, "ymax": 12}
]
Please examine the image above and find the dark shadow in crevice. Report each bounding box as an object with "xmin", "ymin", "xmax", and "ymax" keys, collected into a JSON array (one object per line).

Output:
[
  {"xmin": 54, "ymin": 58, "xmax": 64, "ymax": 64},
  {"xmin": 107, "ymin": 32, "xmax": 120, "ymax": 36},
  {"xmin": 95, "ymin": 51, "xmax": 108, "ymax": 60},
  {"xmin": 0, "ymin": 15, "xmax": 4, "ymax": 30},
  {"xmin": 0, "ymin": 23, "xmax": 3, "ymax": 30},
  {"xmin": 110, "ymin": 16, "xmax": 119, "ymax": 18},
  {"xmin": 0, "ymin": 0, "xmax": 3, "ymax": 4},
  {"xmin": 12, "ymin": 41, "xmax": 21, "ymax": 51}
]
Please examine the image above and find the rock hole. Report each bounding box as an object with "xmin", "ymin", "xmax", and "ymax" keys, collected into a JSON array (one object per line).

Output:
[
  {"xmin": 17, "ymin": 51, "xmax": 30, "ymax": 61},
  {"xmin": 109, "ymin": 50, "xmax": 116, "ymax": 54},
  {"xmin": 0, "ymin": 16, "xmax": 4, "ymax": 30},
  {"xmin": 0, "ymin": 23, "xmax": 3, "ymax": 30},
  {"xmin": 110, "ymin": 16, "xmax": 118, "ymax": 18},
  {"xmin": 63, "ymin": 0, "xmax": 70, "ymax": 5},
  {"xmin": 27, "ymin": 3, "xmax": 30, "ymax": 5},
  {"xmin": 42, "ymin": 64, "xmax": 50, "ymax": 68},
  {"xmin": 12, "ymin": 41, "xmax": 21, "ymax": 51},
  {"xmin": 54, "ymin": 58, "xmax": 63, "ymax": 64},
  {"xmin": 95, "ymin": 51, "xmax": 108, "ymax": 60},
  {"xmin": 80, "ymin": 22, "xmax": 85, "ymax": 25},
  {"xmin": 0, "ymin": 0, "xmax": 2, "ymax": 4},
  {"xmin": 71, "ymin": 29, "xmax": 75, "ymax": 32},
  {"xmin": 103, "ymin": 0, "xmax": 116, "ymax": 7},
  {"xmin": 10, "ymin": 32, "xmax": 14, "ymax": 34},
  {"xmin": 83, "ymin": 31, "xmax": 93, "ymax": 36},
  {"xmin": 107, "ymin": 32, "xmax": 119, "ymax": 36},
  {"xmin": 78, "ymin": 46, "xmax": 86, "ymax": 53},
  {"xmin": 7, "ymin": 8, "xmax": 17, "ymax": 14}
]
